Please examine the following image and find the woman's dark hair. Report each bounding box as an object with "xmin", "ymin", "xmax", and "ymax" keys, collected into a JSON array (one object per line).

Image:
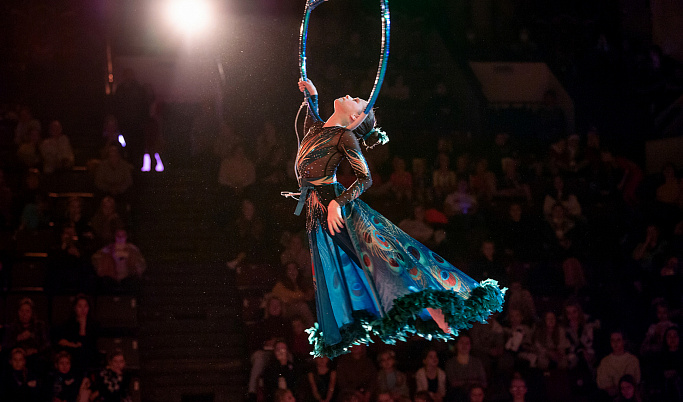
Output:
[{"xmin": 351, "ymin": 108, "xmax": 387, "ymax": 148}]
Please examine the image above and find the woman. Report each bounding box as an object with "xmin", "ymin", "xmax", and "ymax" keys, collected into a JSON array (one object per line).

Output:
[
  {"xmin": 91, "ymin": 350, "xmax": 131, "ymax": 402},
  {"xmin": 2, "ymin": 298, "xmax": 50, "ymax": 368},
  {"xmin": 55, "ymin": 294, "xmax": 100, "ymax": 374},
  {"xmin": 532, "ymin": 311, "xmax": 570, "ymax": 371},
  {"xmin": 415, "ymin": 349, "xmax": 446, "ymax": 402},
  {"xmin": 271, "ymin": 262, "xmax": 315, "ymax": 326},
  {"xmin": 294, "ymin": 78, "xmax": 504, "ymax": 358},
  {"xmin": 306, "ymin": 356, "xmax": 336, "ymax": 402},
  {"xmin": 445, "ymin": 334, "xmax": 487, "ymax": 401},
  {"xmin": 262, "ymin": 340, "xmax": 299, "ymax": 402},
  {"xmin": 376, "ymin": 350, "xmax": 410, "ymax": 402}
]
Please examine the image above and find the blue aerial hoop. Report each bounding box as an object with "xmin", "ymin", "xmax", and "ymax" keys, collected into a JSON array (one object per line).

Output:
[{"xmin": 298, "ymin": 0, "xmax": 390, "ymax": 129}]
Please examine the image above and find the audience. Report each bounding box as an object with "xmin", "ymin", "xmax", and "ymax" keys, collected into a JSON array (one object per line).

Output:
[
  {"xmin": 596, "ymin": 331, "xmax": 641, "ymax": 399},
  {"xmin": 39, "ymin": 120, "xmax": 74, "ymax": 175}
]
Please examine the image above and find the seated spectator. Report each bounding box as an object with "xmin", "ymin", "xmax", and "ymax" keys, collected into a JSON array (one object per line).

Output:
[
  {"xmin": 19, "ymin": 192, "xmax": 52, "ymax": 231},
  {"xmin": 655, "ymin": 162, "xmax": 681, "ymax": 207},
  {"xmin": 274, "ymin": 389, "xmax": 297, "ymax": 402},
  {"xmin": 270, "ymin": 262, "xmax": 314, "ymax": 326},
  {"xmin": 246, "ymin": 295, "xmax": 290, "ymax": 399},
  {"xmin": 596, "ymin": 330, "xmax": 641, "ymax": 399},
  {"xmin": 94, "ymin": 145, "xmax": 133, "ymax": 199},
  {"xmin": 335, "ymin": 344, "xmax": 377, "ymax": 402},
  {"xmin": 445, "ymin": 334, "xmax": 487, "ymax": 401},
  {"xmin": 101, "ymin": 114, "xmax": 125, "ymax": 159},
  {"xmin": 508, "ymin": 375, "xmax": 529, "ymax": 402},
  {"xmin": 502, "ymin": 308, "xmax": 535, "ymax": 368},
  {"xmin": 61, "ymin": 196, "xmax": 95, "ymax": 244},
  {"xmin": 0, "ymin": 168, "xmax": 13, "ymax": 228},
  {"xmin": 388, "ymin": 156, "xmax": 413, "ymax": 202},
  {"xmin": 48, "ymin": 225, "xmax": 93, "ymax": 293},
  {"xmin": 505, "ymin": 281, "xmax": 537, "ymax": 324},
  {"xmin": 14, "ymin": 105, "xmax": 41, "ymax": 145},
  {"xmin": 469, "ymin": 313, "xmax": 506, "ymax": 384},
  {"xmin": 91, "ymin": 228, "xmax": 146, "ymax": 292},
  {"xmin": 376, "ymin": 350, "xmax": 410, "ymax": 402},
  {"xmin": 652, "ymin": 325, "xmax": 683, "ymax": 401},
  {"xmin": 495, "ymin": 158, "xmax": 531, "ymax": 203},
  {"xmin": 218, "ymin": 143, "xmax": 256, "ymax": 197},
  {"xmin": 614, "ymin": 374, "xmax": 642, "ymax": 402},
  {"xmin": 469, "ymin": 240, "xmax": 507, "ymax": 285},
  {"xmin": 432, "ymin": 153, "xmax": 457, "ymax": 204},
  {"xmin": 467, "ymin": 385, "xmax": 485, "ymax": 402},
  {"xmin": 413, "ymin": 390, "xmax": 434, "ymax": 402},
  {"xmin": 2, "ymin": 298, "xmax": 51, "ymax": 369},
  {"xmin": 640, "ymin": 300, "xmax": 675, "ymax": 358},
  {"xmin": 532, "ymin": 311, "xmax": 569, "ymax": 371},
  {"xmin": 411, "ymin": 158, "xmax": 432, "ymax": 204},
  {"xmin": 542, "ymin": 175, "xmax": 582, "ymax": 220},
  {"xmin": 54, "ymin": 295, "xmax": 100, "ymax": 374},
  {"xmin": 46, "ymin": 351, "xmax": 86, "ymax": 402},
  {"xmin": 0, "ymin": 348, "xmax": 41, "ymax": 402},
  {"xmin": 469, "ymin": 158, "xmax": 497, "ymax": 203},
  {"xmin": 280, "ymin": 232, "xmax": 312, "ymax": 286},
  {"xmin": 262, "ymin": 340, "xmax": 299, "ymax": 402},
  {"xmin": 542, "ymin": 203, "xmax": 578, "ymax": 257},
  {"xmin": 399, "ymin": 204, "xmax": 436, "ymax": 245},
  {"xmin": 91, "ymin": 349, "xmax": 132, "ymax": 402},
  {"xmin": 289, "ymin": 316, "xmax": 313, "ymax": 364},
  {"xmin": 443, "ymin": 179, "xmax": 477, "ymax": 216},
  {"xmin": 632, "ymin": 224, "xmax": 668, "ymax": 274},
  {"xmin": 226, "ymin": 199, "xmax": 267, "ymax": 268},
  {"xmin": 40, "ymin": 120, "xmax": 74, "ymax": 174},
  {"xmin": 89, "ymin": 196, "xmax": 124, "ymax": 248},
  {"xmin": 306, "ymin": 356, "xmax": 336, "ymax": 402},
  {"xmin": 498, "ymin": 202, "xmax": 538, "ymax": 262},
  {"xmin": 563, "ymin": 300, "xmax": 599, "ymax": 395},
  {"xmin": 415, "ymin": 348, "xmax": 446, "ymax": 402},
  {"xmin": 16, "ymin": 126, "xmax": 42, "ymax": 169}
]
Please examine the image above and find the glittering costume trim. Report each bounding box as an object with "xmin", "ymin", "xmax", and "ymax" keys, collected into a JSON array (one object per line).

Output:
[{"xmin": 306, "ymin": 279, "xmax": 506, "ymax": 358}]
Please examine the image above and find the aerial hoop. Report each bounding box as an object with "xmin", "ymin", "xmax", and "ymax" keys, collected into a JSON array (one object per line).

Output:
[{"xmin": 299, "ymin": 0, "xmax": 390, "ymax": 130}]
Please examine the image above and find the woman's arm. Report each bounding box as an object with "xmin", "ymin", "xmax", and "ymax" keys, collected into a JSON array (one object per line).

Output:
[
  {"xmin": 298, "ymin": 79, "xmax": 322, "ymax": 131},
  {"xmin": 325, "ymin": 371, "xmax": 337, "ymax": 402},
  {"xmin": 327, "ymin": 131, "xmax": 372, "ymax": 234}
]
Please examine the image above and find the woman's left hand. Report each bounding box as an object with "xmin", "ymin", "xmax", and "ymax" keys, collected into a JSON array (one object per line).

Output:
[{"xmin": 327, "ymin": 200, "xmax": 344, "ymax": 235}]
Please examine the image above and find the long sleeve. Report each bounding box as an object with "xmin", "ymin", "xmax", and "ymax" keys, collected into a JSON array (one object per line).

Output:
[
  {"xmin": 304, "ymin": 95, "xmax": 322, "ymax": 134},
  {"xmin": 334, "ymin": 131, "xmax": 372, "ymax": 206}
]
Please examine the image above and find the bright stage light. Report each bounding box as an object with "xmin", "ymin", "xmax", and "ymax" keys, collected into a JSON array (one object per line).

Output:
[{"xmin": 166, "ymin": 0, "xmax": 212, "ymax": 35}]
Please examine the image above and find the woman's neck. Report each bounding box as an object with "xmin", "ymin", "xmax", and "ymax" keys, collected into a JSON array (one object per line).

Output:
[{"xmin": 324, "ymin": 112, "xmax": 350, "ymax": 128}]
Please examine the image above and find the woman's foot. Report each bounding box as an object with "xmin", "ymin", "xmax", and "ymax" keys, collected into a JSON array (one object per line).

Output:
[{"xmin": 427, "ymin": 307, "xmax": 451, "ymax": 334}]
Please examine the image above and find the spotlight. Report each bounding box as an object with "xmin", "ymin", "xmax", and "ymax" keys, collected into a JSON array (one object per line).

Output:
[{"xmin": 166, "ymin": 0, "xmax": 212, "ymax": 36}]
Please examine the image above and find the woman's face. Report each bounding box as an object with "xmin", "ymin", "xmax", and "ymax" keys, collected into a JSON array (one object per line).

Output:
[
  {"xmin": 57, "ymin": 357, "xmax": 71, "ymax": 374},
  {"xmin": 18, "ymin": 304, "xmax": 33, "ymax": 324},
  {"xmin": 274, "ymin": 342, "xmax": 288, "ymax": 362},
  {"xmin": 268, "ymin": 298, "xmax": 283, "ymax": 317},
  {"xmin": 333, "ymin": 95, "xmax": 366, "ymax": 117},
  {"xmin": 286, "ymin": 264, "xmax": 299, "ymax": 282},
  {"xmin": 619, "ymin": 380, "xmax": 635, "ymax": 399},
  {"xmin": 457, "ymin": 336, "xmax": 472, "ymax": 356},
  {"xmin": 509, "ymin": 309, "xmax": 523, "ymax": 326},
  {"xmin": 379, "ymin": 352, "xmax": 395, "ymax": 370},
  {"xmin": 565, "ymin": 305, "xmax": 580, "ymax": 323},
  {"xmin": 242, "ymin": 200, "xmax": 255, "ymax": 220},
  {"xmin": 469, "ymin": 387, "xmax": 485, "ymax": 402},
  {"xmin": 75, "ymin": 299, "xmax": 90, "ymax": 318},
  {"xmin": 423, "ymin": 350, "xmax": 438, "ymax": 368},
  {"xmin": 110, "ymin": 354, "xmax": 126, "ymax": 373},
  {"xmin": 544, "ymin": 312, "xmax": 557, "ymax": 329},
  {"xmin": 11, "ymin": 352, "xmax": 26, "ymax": 371},
  {"xmin": 666, "ymin": 329, "xmax": 680, "ymax": 351}
]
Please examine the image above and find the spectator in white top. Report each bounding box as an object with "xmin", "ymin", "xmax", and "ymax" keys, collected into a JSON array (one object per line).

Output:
[
  {"xmin": 40, "ymin": 120, "xmax": 74, "ymax": 174},
  {"xmin": 596, "ymin": 330, "xmax": 641, "ymax": 398}
]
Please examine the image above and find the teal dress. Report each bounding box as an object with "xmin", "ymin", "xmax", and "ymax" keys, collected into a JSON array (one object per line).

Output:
[{"xmin": 295, "ymin": 96, "xmax": 505, "ymax": 358}]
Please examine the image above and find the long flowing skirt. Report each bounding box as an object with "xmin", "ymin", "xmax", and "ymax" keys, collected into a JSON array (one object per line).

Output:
[{"xmin": 306, "ymin": 185, "xmax": 505, "ymax": 358}]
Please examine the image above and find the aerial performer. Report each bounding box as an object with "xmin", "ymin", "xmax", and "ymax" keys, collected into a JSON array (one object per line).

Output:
[{"xmin": 285, "ymin": 0, "xmax": 505, "ymax": 358}]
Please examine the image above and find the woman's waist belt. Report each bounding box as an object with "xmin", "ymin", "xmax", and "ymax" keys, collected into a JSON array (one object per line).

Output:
[{"xmin": 281, "ymin": 175, "xmax": 336, "ymax": 216}]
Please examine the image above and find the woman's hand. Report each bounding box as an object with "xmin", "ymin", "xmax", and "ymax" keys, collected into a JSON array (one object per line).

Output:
[
  {"xmin": 298, "ymin": 79, "xmax": 318, "ymax": 96},
  {"xmin": 327, "ymin": 200, "xmax": 344, "ymax": 235}
]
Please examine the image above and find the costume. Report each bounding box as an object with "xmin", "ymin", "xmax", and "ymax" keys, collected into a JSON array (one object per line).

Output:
[{"xmin": 294, "ymin": 96, "xmax": 505, "ymax": 357}]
